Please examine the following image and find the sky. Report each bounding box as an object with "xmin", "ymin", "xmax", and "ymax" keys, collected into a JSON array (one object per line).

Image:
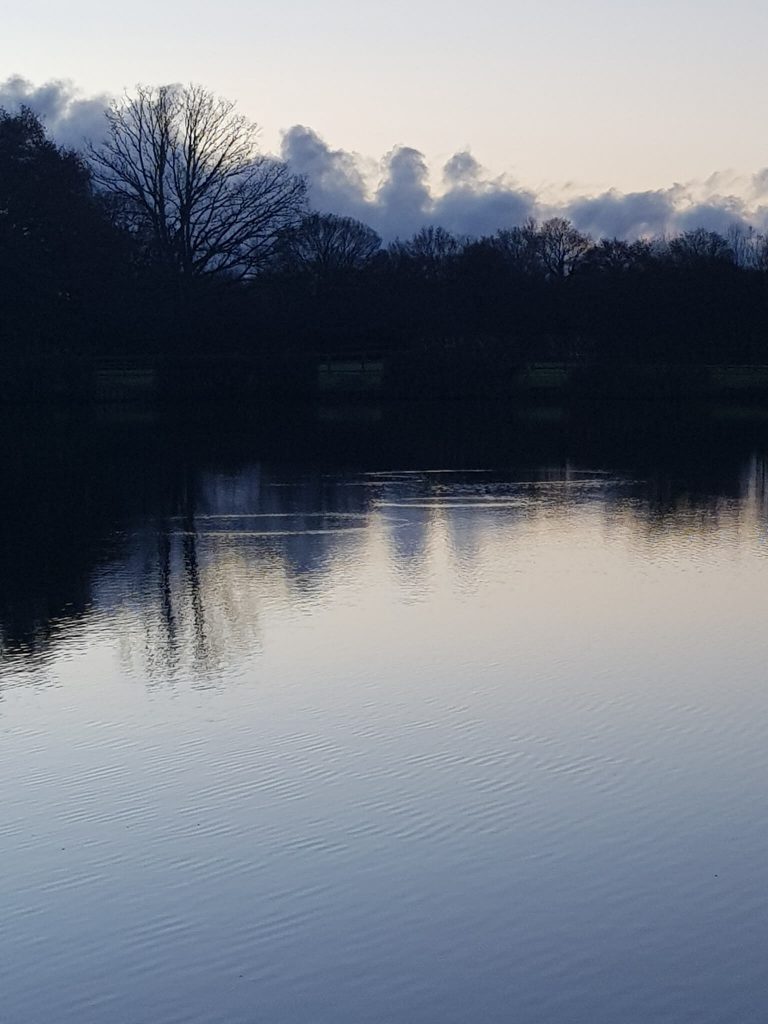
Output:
[{"xmin": 3, "ymin": 0, "xmax": 768, "ymax": 239}]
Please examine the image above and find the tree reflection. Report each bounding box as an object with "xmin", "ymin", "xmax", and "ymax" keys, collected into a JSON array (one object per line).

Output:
[{"xmin": 1, "ymin": 404, "xmax": 767, "ymax": 681}]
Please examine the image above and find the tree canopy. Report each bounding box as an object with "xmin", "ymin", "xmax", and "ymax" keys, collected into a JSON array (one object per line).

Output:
[
  {"xmin": 89, "ymin": 84, "xmax": 307, "ymax": 281},
  {"xmin": 0, "ymin": 105, "xmax": 127, "ymax": 347}
]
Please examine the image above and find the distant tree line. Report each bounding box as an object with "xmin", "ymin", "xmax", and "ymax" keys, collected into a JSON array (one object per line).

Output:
[{"xmin": 3, "ymin": 86, "xmax": 768, "ymax": 388}]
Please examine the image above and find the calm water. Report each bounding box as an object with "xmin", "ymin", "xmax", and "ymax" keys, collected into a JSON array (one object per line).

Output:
[{"xmin": 2, "ymin": 403, "xmax": 768, "ymax": 1023}]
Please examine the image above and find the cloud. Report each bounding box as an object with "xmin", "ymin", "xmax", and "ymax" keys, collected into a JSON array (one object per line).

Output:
[
  {"xmin": 283, "ymin": 124, "xmax": 768, "ymax": 242},
  {"xmin": 276, "ymin": 125, "xmax": 372, "ymax": 221},
  {"xmin": 374, "ymin": 147, "xmax": 432, "ymax": 239},
  {"xmin": 0, "ymin": 75, "xmax": 110, "ymax": 147},
  {"xmin": 282, "ymin": 127, "xmax": 537, "ymax": 241},
  {"xmin": 5, "ymin": 76, "xmax": 768, "ymax": 242},
  {"xmin": 433, "ymin": 170, "xmax": 536, "ymax": 239},
  {"xmin": 565, "ymin": 188, "xmax": 675, "ymax": 239},
  {"xmin": 673, "ymin": 197, "xmax": 749, "ymax": 235}
]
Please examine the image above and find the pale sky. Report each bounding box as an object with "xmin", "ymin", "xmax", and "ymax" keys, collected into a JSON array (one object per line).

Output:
[{"xmin": 4, "ymin": 0, "xmax": 768, "ymax": 195}]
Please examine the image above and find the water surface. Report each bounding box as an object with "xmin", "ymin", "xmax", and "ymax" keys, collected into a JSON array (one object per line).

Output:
[{"xmin": 2, "ymin": 403, "xmax": 767, "ymax": 1023}]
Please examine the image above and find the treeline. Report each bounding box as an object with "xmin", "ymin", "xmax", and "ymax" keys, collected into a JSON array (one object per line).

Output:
[
  {"xmin": 262, "ymin": 219, "xmax": 768, "ymax": 367},
  {"xmin": 2, "ymin": 95, "xmax": 768, "ymax": 380}
]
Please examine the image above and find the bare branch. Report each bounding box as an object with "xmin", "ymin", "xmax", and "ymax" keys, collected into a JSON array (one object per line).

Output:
[{"xmin": 88, "ymin": 84, "xmax": 306, "ymax": 280}]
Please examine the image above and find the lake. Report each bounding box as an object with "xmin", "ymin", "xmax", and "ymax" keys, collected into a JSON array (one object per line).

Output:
[{"xmin": 1, "ymin": 401, "xmax": 767, "ymax": 1023}]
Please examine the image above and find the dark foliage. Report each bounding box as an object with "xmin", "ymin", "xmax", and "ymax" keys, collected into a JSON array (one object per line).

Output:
[
  {"xmin": 0, "ymin": 106, "xmax": 169, "ymax": 356},
  {"xmin": 2, "ymin": 106, "xmax": 768, "ymax": 391}
]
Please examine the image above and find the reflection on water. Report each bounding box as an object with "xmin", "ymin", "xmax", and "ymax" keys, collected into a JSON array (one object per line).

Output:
[{"xmin": 1, "ymin": 403, "xmax": 768, "ymax": 1024}]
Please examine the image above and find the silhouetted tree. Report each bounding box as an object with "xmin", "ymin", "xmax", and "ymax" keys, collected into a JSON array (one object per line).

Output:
[
  {"xmin": 536, "ymin": 218, "xmax": 593, "ymax": 278},
  {"xmin": 389, "ymin": 226, "xmax": 464, "ymax": 275},
  {"xmin": 89, "ymin": 84, "xmax": 306, "ymax": 282},
  {"xmin": 581, "ymin": 237, "xmax": 653, "ymax": 274},
  {"xmin": 0, "ymin": 106, "xmax": 129, "ymax": 349},
  {"xmin": 725, "ymin": 226, "xmax": 763, "ymax": 269},
  {"xmin": 5, "ymin": 100, "xmax": 768, "ymax": 375},
  {"xmin": 669, "ymin": 228, "xmax": 733, "ymax": 266},
  {"xmin": 490, "ymin": 220, "xmax": 541, "ymax": 275},
  {"xmin": 278, "ymin": 212, "xmax": 381, "ymax": 277}
]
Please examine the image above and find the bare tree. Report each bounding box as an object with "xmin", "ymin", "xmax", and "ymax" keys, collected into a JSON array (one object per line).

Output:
[
  {"xmin": 536, "ymin": 218, "xmax": 593, "ymax": 279},
  {"xmin": 669, "ymin": 228, "xmax": 733, "ymax": 266},
  {"xmin": 491, "ymin": 219, "xmax": 541, "ymax": 274},
  {"xmin": 582, "ymin": 237, "xmax": 653, "ymax": 273},
  {"xmin": 278, "ymin": 212, "xmax": 381, "ymax": 276},
  {"xmin": 726, "ymin": 225, "xmax": 767, "ymax": 270},
  {"xmin": 89, "ymin": 84, "xmax": 306, "ymax": 280},
  {"xmin": 388, "ymin": 226, "xmax": 465, "ymax": 278}
]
